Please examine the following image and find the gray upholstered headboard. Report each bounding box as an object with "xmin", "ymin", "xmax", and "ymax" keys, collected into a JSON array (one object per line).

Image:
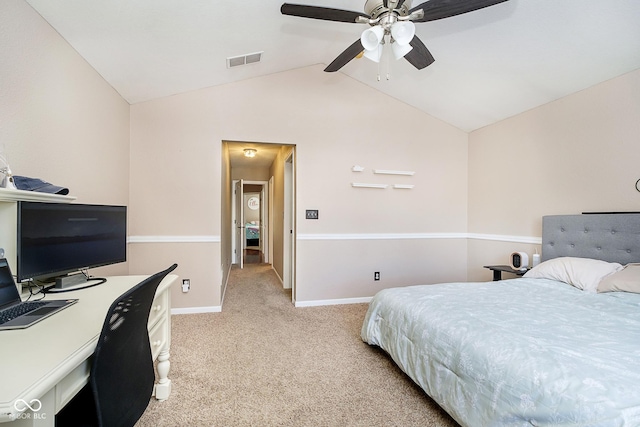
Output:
[{"xmin": 542, "ymin": 214, "xmax": 640, "ymax": 264}]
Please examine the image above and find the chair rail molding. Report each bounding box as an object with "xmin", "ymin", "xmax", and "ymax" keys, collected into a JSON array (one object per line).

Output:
[
  {"xmin": 297, "ymin": 233, "xmax": 541, "ymax": 245},
  {"xmin": 128, "ymin": 235, "xmax": 220, "ymax": 243}
]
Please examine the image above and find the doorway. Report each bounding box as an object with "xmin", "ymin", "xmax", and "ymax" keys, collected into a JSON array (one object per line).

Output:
[
  {"xmin": 226, "ymin": 141, "xmax": 296, "ymax": 302},
  {"xmin": 232, "ymin": 179, "xmax": 268, "ymax": 268}
]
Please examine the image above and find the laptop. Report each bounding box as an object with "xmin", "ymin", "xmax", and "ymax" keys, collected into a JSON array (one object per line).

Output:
[{"xmin": 0, "ymin": 258, "xmax": 77, "ymax": 330}]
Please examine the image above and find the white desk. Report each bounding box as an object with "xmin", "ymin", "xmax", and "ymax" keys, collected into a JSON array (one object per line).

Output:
[{"xmin": 0, "ymin": 274, "xmax": 177, "ymax": 426}]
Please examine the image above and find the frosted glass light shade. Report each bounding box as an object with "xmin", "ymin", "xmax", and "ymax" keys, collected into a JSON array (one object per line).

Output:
[
  {"xmin": 392, "ymin": 42, "xmax": 413, "ymax": 59},
  {"xmin": 363, "ymin": 44, "xmax": 383, "ymax": 62},
  {"xmin": 390, "ymin": 21, "xmax": 415, "ymax": 46},
  {"xmin": 361, "ymin": 25, "xmax": 384, "ymax": 51}
]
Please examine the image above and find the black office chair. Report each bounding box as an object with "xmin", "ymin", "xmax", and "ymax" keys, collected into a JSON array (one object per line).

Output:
[{"xmin": 56, "ymin": 263, "xmax": 178, "ymax": 427}]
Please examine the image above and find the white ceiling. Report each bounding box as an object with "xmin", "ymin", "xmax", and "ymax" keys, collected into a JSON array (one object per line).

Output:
[
  {"xmin": 227, "ymin": 141, "xmax": 283, "ymax": 169},
  {"xmin": 25, "ymin": 0, "xmax": 640, "ymax": 132}
]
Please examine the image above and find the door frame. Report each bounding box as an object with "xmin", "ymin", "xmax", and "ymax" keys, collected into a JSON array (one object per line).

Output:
[
  {"xmin": 231, "ymin": 179, "xmax": 271, "ymax": 266},
  {"xmin": 232, "ymin": 179, "xmax": 244, "ymax": 268},
  {"xmin": 283, "ymin": 153, "xmax": 295, "ymax": 301}
]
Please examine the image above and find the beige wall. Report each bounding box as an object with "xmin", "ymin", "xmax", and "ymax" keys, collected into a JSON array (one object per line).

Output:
[
  {"xmin": 130, "ymin": 66, "xmax": 469, "ymax": 308},
  {"xmin": 128, "ymin": 92, "xmax": 222, "ymax": 309},
  {"xmin": 9, "ymin": 0, "xmax": 637, "ymax": 309},
  {"xmin": 0, "ymin": 0, "xmax": 130, "ymax": 278},
  {"xmin": 232, "ymin": 166, "xmax": 270, "ymax": 182},
  {"xmin": 467, "ymin": 69, "xmax": 640, "ymax": 281}
]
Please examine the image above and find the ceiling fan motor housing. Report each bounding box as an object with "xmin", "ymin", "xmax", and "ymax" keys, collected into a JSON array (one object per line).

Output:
[{"xmin": 364, "ymin": 0, "xmax": 412, "ymax": 20}]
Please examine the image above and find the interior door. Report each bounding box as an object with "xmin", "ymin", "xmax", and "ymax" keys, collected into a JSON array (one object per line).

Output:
[
  {"xmin": 268, "ymin": 177, "xmax": 274, "ymax": 265},
  {"xmin": 260, "ymin": 185, "xmax": 267, "ymax": 261},
  {"xmin": 234, "ymin": 179, "xmax": 244, "ymax": 268}
]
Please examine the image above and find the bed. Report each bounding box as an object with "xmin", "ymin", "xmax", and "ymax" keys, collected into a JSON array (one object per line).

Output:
[
  {"xmin": 361, "ymin": 214, "xmax": 640, "ymax": 426},
  {"xmin": 245, "ymin": 221, "xmax": 260, "ymax": 247}
]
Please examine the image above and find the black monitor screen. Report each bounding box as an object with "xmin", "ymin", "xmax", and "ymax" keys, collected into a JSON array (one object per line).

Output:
[{"xmin": 17, "ymin": 202, "xmax": 127, "ymax": 282}]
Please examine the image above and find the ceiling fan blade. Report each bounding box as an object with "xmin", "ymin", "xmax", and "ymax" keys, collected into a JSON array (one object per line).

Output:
[
  {"xmin": 410, "ymin": 0, "xmax": 509, "ymax": 22},
  {"xmin": 281, "ymin": 3, "xmax": 370, "ymax": 23},
  {"xmin": 324, "ymin": 39, "xmax": 364, "ymax": 72},
  {"xmin": 404, "ymin": 36, "xmax": 435, "ymax": 69}
]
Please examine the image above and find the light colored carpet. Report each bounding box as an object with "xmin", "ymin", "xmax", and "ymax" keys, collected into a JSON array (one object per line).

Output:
[{"xmin": 136, "ymin": 263, "xmax": 459, "ymax": 426}]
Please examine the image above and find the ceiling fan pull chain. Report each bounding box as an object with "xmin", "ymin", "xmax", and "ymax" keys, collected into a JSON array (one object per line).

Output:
[{"xmin": 386, "ymin": 44, "xmax": 391, "ymax": 80}]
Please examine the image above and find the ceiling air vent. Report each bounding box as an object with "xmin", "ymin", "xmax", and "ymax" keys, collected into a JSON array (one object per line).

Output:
[{"xmin": 226, "ymin": 51, "xmax": 263, "ymax": 68}]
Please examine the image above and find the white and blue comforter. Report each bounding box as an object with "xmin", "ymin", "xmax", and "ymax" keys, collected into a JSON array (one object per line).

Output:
[{"xmin": 361, "ymin": 278, "xmax": 640, "ymax": 426}]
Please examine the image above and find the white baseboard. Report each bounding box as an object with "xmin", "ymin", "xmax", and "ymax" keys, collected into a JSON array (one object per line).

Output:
[
  {"xmin": 171, "ymin": 306, "xmax": 222, "ymax": 315},
  {"xmin": 295, "ymin": 296, "xmax": 372, "ymax": 308},
  {"xmin": 220, "ymin": 263, "xmax": 232, "ymax": 307},
  {"xmin": 271, "ymin": 266, "xmax": 285, "ymax": 287}
]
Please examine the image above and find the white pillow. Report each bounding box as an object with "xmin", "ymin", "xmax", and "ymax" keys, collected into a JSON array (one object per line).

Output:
[
  {"xmin": 523, "ymin": 257, "xmax": 623, "ymax": 292},
  {"xmin": 597, "ymin": 263, "xmax": 640, "ymax": 293}
]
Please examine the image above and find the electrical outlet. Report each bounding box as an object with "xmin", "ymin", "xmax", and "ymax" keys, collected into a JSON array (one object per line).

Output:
[
  {"xmin": 306, "ymin": 209, "xmax": 319, "ymax": 219},
  {"xmin": 182, "ymin": 279, "xmax": 190, "ymax": 293},
  {"xmin": 374, "ymin": 272, "xmax": 380, "ymax": 281}
]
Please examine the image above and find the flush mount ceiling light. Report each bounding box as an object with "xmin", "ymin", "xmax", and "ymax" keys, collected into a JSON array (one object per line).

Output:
[{"xmin": 244, "ymin": 149, "xmax": 257, "ymax": 158}]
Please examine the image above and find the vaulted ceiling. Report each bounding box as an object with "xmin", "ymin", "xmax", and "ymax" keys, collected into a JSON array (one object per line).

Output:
[{"xmin": 25, "ymin": 0, "xmax": 640, "ymax": 132}]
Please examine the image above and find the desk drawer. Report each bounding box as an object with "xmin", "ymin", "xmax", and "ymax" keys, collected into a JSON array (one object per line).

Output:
[
  {"xmin": 55, "ymin": 359, "xmax": 91, "ymax": 412},
  {"xmin": 149, "ymin": 316, "xmax": 168, "ymax": 360},
  {"xmin": 148, "ymin": 289, "xmax": 168, "ymax": 328}
]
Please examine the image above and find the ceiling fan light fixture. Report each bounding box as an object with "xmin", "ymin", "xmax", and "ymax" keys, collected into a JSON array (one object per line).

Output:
[
  {"xmin": 282, "ymin": 0, "xmax": 512, "ymax": 74},
  {"xmin": 244, "ymin": 149, "xmax": 257, "ymax": 158},
  {"xmin": 360, "ymin": 25, "xmax": 384, "ymax": 51},
  {"xmin": 363, "ymin": 44, "xmax": 383, "ymax": 62},
  {"xmin": 392, "ymin": 42, "xmax": 413, "ymax": 60},
  {"xmin": 390, "ymin": 21, "xmax": 415, "ymax": 46}
]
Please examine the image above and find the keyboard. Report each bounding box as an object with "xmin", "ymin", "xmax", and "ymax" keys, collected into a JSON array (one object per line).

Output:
[{"xmin": 0, "ymin": 301, "xmax": 49, "ymax": 325}]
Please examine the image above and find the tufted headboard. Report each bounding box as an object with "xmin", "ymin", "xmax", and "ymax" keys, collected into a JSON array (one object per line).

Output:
[{"xmin": 542, "ymin": 214, "xmax": 640, "ymax": 265}]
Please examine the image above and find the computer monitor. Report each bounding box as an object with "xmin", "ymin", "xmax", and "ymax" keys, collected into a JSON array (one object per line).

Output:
[{"xmin": 16, "ymin": 202, "xmax": 127, "ymax": 285}]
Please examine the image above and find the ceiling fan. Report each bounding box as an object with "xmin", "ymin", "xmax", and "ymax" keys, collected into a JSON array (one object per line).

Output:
[{"xmin": 281, "ymin": 0, "xmax": 509, "ymax": 72}]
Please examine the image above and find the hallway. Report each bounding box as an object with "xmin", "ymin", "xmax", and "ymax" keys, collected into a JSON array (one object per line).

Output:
[{"xmin": 244, "ymin": 248, "xmax": 264, "ymax": 264}]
